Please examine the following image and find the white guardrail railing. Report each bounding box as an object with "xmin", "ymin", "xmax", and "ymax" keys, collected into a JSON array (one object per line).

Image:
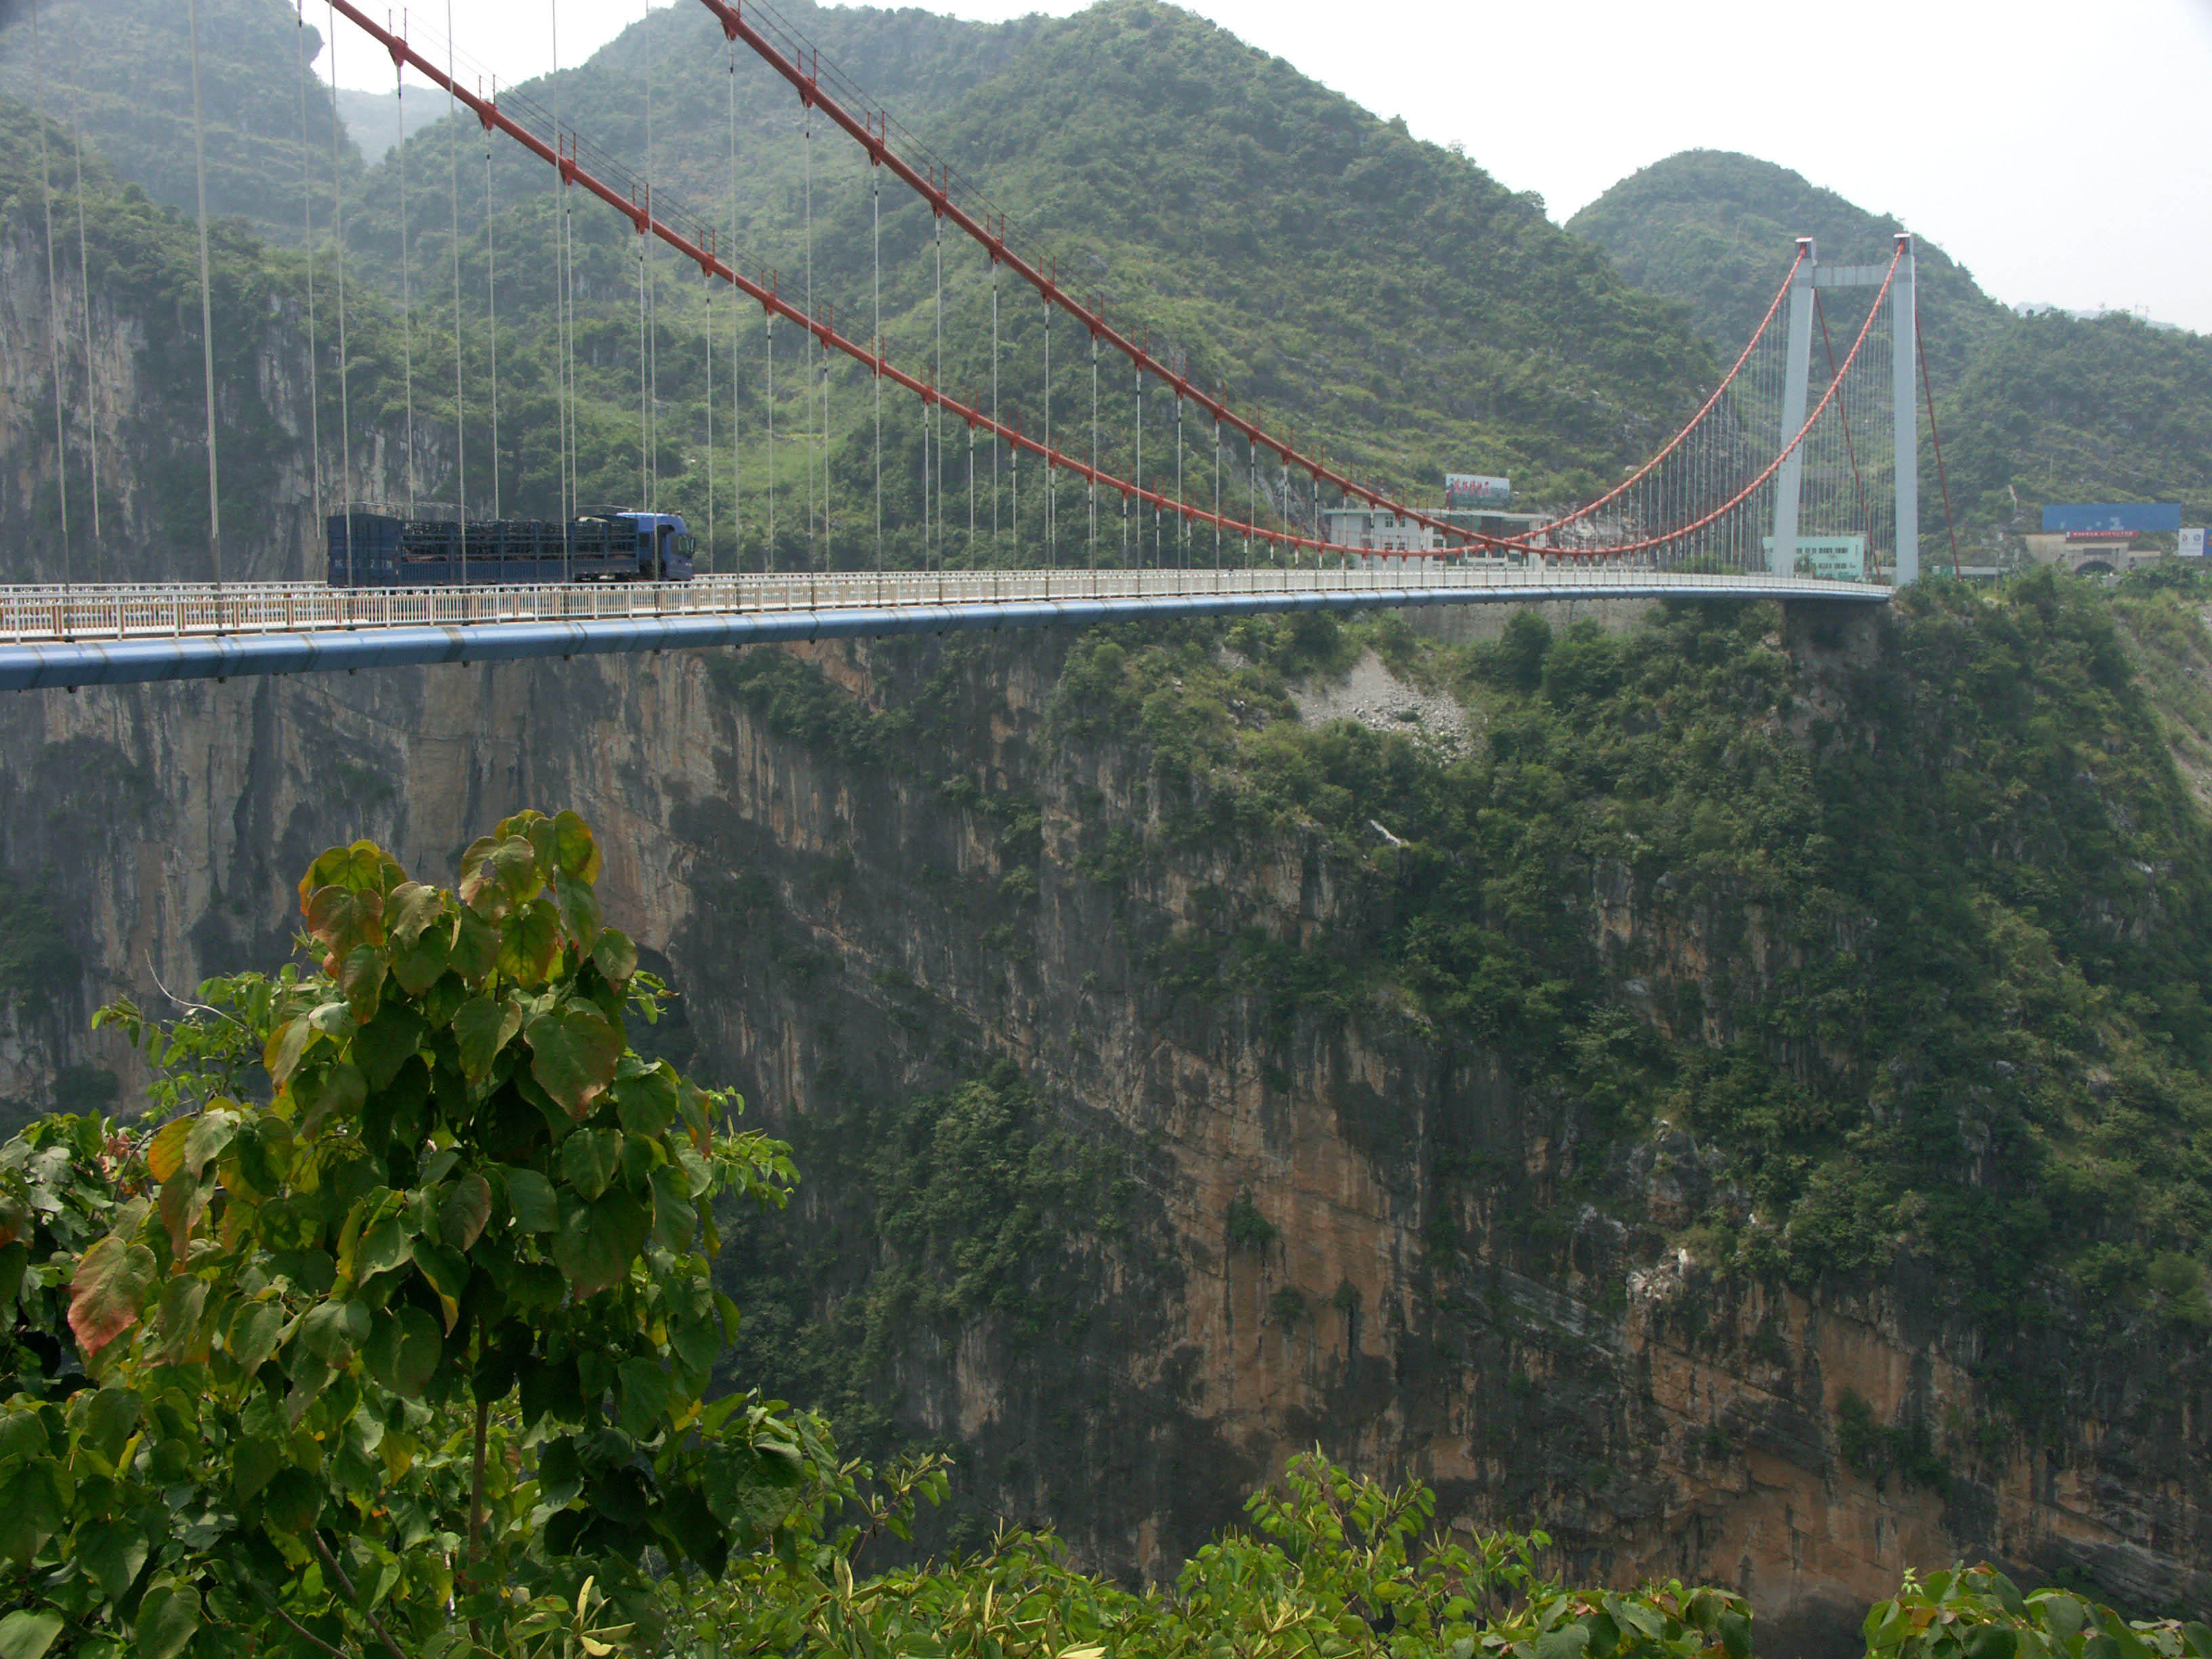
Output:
[{"xmin": 0, "ymin": 562, "xmax": 1885, "ymax": 644}]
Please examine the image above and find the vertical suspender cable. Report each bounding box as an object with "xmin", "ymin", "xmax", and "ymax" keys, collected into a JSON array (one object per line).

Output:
[
  {"xmin": 1212, "ymin": 407, "xmax": 1221, "ymax": 566},
  {"xmin": 644, "ymin": 1, "xmax": 658, "ymax": 518},
  {"xmin": 397, "ymin": 50, "xmax": 415, "ymax": 520},
  {"xmin": 871, "ymin": 132, "xmax": 881, "ymax": 567},
  {"xmin": 328, "ymin": 3, "xmax": 352, "ymax": 580},
  {"xmin": 803, "ymin": 98, "xmax": 815, "ymax": 565},
  {"xmin": 186, "ymin": 0, "xmax": 222, "ymax": 587},
  {"xmin": 552, "ymin": 0, "xmax": 573, "ymax": 573},
  {"xmin": 764, "ymin": 306, "xmax": 775, "ymax": 561},
  {"xmin": 296, "ymin": 2, "xmax": 322, "ymax": 571},
  {"xmin": 485, "ymin": 106, "xmax": 499, "ymax": 518},
  {"xmin": 990, "ymin": 258, "xmax": 1000, "ymax": 553},
  {"xmin": 1088, "ymin": 328, "xmax": 1098, "ymax": 569},
  {"xmin": 1042, "ymin": 300, "xmax": 1052, "ymax": 568},
  {"xmin": 30, "ymin": 1, "xmax": 72, "ymax": 587},
  {"xmin": 1133, "ymin": 361, "xmax": 1142, "ymax": 567},
  {"xmin": 1917, "ymin": 313, "xmax": 1961, "ymax": 579},
  {"xmin": 706, "ymin": 268, "xmax": 715, "ymax": 560},
  {"xmin": 729, "ymin": 39, "xmax": 740, "ymax": 572},
  {"xmin": 933, "ymin": 202, "xmax": 943, "ymax": 569},
  {"xmin": 743, "ymin": 39, "xmax": 752, "ymax": 575},
  {"xmin": 66, "ymin": 12, "xmax": 102, "ymax": 569},
  {"xmin": 447, "ymin": 1, "xmax": 467, "ymax": 582},
  {"xmin": 1176, "ymin": 374, "xmax": 1184, "ymax": 567}
]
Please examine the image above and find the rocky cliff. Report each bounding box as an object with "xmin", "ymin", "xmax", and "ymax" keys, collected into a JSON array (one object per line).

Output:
[{"xmin": 1, "ymin": 605, "xmax": 2205, "ymax": 1650}]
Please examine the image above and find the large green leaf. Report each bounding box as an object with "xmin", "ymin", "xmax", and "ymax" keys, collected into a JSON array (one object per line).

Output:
[
  {"xmin": 504, "ymin": 1167, "xmax": 558, "ymax": 1233},
  {"xmin": 180, "ymin": 1107, "xmax": 239, "ymax": 1179},
  {"xmin": 259, "ymin": 1465, "xmax": 324, "ymax": 1532},
  {"xmin": 365, "ymin": 1304, "xmax": 444, "ymax": 1397},
  {"xmin": 300, "ymin": 1061, "xmax": 367, "ymax": 1135},
  {"xmin": 554, "ymin": 869, "xmax": 602, "ymax": 954},
  {"xmin": 68, "ymin": 1233, "xmax": 155, "ymax": 1355},
  {"xmin": 593, "ymin": 926, "xmax": 639, "ymax": 986},
  {"xmin": 132, "ymin": 1586, "xmax": 202, "ymax": 1659},
  {"xmin": 353, "ymin": 1005, "xmax": 428, "ymax": 1092},
  {"xmin": 551, "ymin": 810, "xmax": 604, "ymax": 882},
  {"xmin": 228, "ymin": 1299, "xmax": 283, "ymax": 1376},
  {"xmin": 0, "ymin": 1612, "xmax": 65, "ymax": 1659},
  {"xmin": 650, "ymin": 1163, "xmax": 697, "ymax": 1253},
  {"xmin": 498, "ymin": 897, "xmax": 565, "ymax": 987},
  {"xmin": 230, "ymin": 1435, "xmax": 283, "ymax": 1503},
  {"xmin": 0, "ymin": 1461, "xmax": 64, "ymax": 1566},
  {"xmin": 527, "ymin": 1004, "xmax": 623, "ymax": 1120},
  {"xmin": 552, "ymin": 1189, "xmax": 651, "ymax": 1298},
  {"xmin": 75, "ymin": 1516, "xmax": 150, "ymax": 1603},
  {"xmin": 560, "ymin": 1128, "xmax": 623, "ymax": 1202},
  {"xmin": 390, "ymin": 918, "xmax": 452, "ymax": 996},
  {"xmin": 450, "ymin": 909, "xmax": 501, "ymax": 983},
  {"xmin": 699, "ymin": 1436, "xmax": 806, "ymax": 1540},
  {"xmin": 616, "ymin": 1356, "xmax": 676, "ymax": 1437},
  {"xmin": 299, "ymin": 1298, "xmax": 371, "ymax": 1366},
  {"xmin": 453, "ymin": 995, "xmax": 524, "ymax": 1084},
  {"xmin": 336, "ymin": 941, "xmax": 387, "ymax": 1023},
  {"xmin": 439, "ymin": 1172, "xmax": 493, "ymax": 1250},
  {"xmin": 384, "ymin": 880, "xmax": 448, "ymax": 945},
  {"xmin": 614, "ymin": 1059, "xmax": 680, "ymax": 1139}
]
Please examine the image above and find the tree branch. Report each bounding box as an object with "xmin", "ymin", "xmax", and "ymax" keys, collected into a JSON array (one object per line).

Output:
[
  {"xmin": 246, "ymin": 1576, "xmax": 356, "ymax": 1659},
  {"xmin": 312, "ymin": 1532, "xmax": 411, "ymax": 1659}
]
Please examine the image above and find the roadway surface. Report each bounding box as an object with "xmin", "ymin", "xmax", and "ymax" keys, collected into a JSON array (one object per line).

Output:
[{"xmin": 0, "ymin": 562, "xmax": 1888, "ymax": 692}]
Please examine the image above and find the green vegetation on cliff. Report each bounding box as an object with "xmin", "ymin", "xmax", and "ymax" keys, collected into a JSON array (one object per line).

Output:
[{"xmin": 1048, "ymin": 575, "xmax": 2212, "ymax": 1340}]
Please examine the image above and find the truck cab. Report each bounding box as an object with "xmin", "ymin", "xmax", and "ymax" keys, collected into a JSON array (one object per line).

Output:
[{"xmin": 618, "ymin": 512, "xmax": 698, "ymax": 581}]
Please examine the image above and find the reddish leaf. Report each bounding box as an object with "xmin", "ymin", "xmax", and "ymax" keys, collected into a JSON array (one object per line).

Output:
[
  {"xmin": 68, "ymin": 1234, "xmax": 155, "ymax": 1356},
  {"xmin": 459, "ymin": 835, "xmax": 541, "ymax": 920},
  {"xmin": 145, "ymin": 1118, "xmax": 192, "ymax": 1186},
  {"xmin": 526, "ymin": 1004, "xmax": 623, "ymax": 1121},
  {"xmin": 306, "ymin": 884, "xmax": 385, "ymax": 951}
]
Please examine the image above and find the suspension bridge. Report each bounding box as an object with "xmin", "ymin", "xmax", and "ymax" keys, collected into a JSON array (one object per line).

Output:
[{"xmin": 0, "ymin": 0, "xmax": 1938, "ymax": 695}]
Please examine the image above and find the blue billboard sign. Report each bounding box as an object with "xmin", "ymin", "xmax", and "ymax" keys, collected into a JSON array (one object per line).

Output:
[{"xmin": 2043, "ymin": 503, "xmax": 2183, "ymax": 535}]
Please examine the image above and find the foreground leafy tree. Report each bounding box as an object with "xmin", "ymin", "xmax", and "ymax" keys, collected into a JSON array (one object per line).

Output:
[
  {"xmin": 1862, "ymin": 1565, "xmax": 2210, "ymax": 1659},
  {"xmin": 672, "ymin": 1451, "xmax": 1757, "ymax": 1659},
  {"xmin": 0, "ymin": 811, "xmax": 813, "ymax": 1657}
]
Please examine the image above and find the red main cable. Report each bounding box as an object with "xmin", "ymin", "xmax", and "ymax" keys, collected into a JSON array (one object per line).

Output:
[
  {"xmin": 323, "ymin": 0, "xmax": 1378, "ymax": 561},
  {"xmin": 694, "ymin": 0, "xmax": 1810, "ymax": 561}
]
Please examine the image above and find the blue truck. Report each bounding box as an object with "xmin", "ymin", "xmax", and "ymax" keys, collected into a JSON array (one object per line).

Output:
[{"xmin": 327, "ymin": 509, "xmax": 698, "ymax": 587}]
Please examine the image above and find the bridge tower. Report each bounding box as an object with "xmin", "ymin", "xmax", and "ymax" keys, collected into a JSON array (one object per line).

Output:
[{"xmin": 1769, "ymin": 232, "xmax": 1919, "ymax": 586}]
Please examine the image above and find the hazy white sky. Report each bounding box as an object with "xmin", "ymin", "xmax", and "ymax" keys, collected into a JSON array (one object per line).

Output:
[{"xmin": 331, "ymin": 0, "xmax": 2212, "ymax": 333}]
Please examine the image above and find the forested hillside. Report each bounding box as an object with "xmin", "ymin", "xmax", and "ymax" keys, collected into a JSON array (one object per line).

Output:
[{"xmin": 1568, "ymin": 150, "xmax": 2212, "ymax": 541}]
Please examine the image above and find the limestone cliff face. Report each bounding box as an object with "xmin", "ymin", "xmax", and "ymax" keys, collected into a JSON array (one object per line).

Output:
[{"xmin": 0, "ymin": 633, "xmax": 2204, "ymax": 1650}]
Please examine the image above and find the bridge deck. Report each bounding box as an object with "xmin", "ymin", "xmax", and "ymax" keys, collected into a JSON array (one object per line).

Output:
[{"xmin": 0, "ymin": 564, "xmax": 1886, "ymax": 692}]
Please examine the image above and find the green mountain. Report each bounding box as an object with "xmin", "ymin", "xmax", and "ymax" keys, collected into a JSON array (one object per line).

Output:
[
  {"xmin": 0, "ymin": 0, "xmax": 361, "ymax": 247},
  {"xmin": 1568, "ymin": 150, "xmax": 2212, "ymax": 538}
]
